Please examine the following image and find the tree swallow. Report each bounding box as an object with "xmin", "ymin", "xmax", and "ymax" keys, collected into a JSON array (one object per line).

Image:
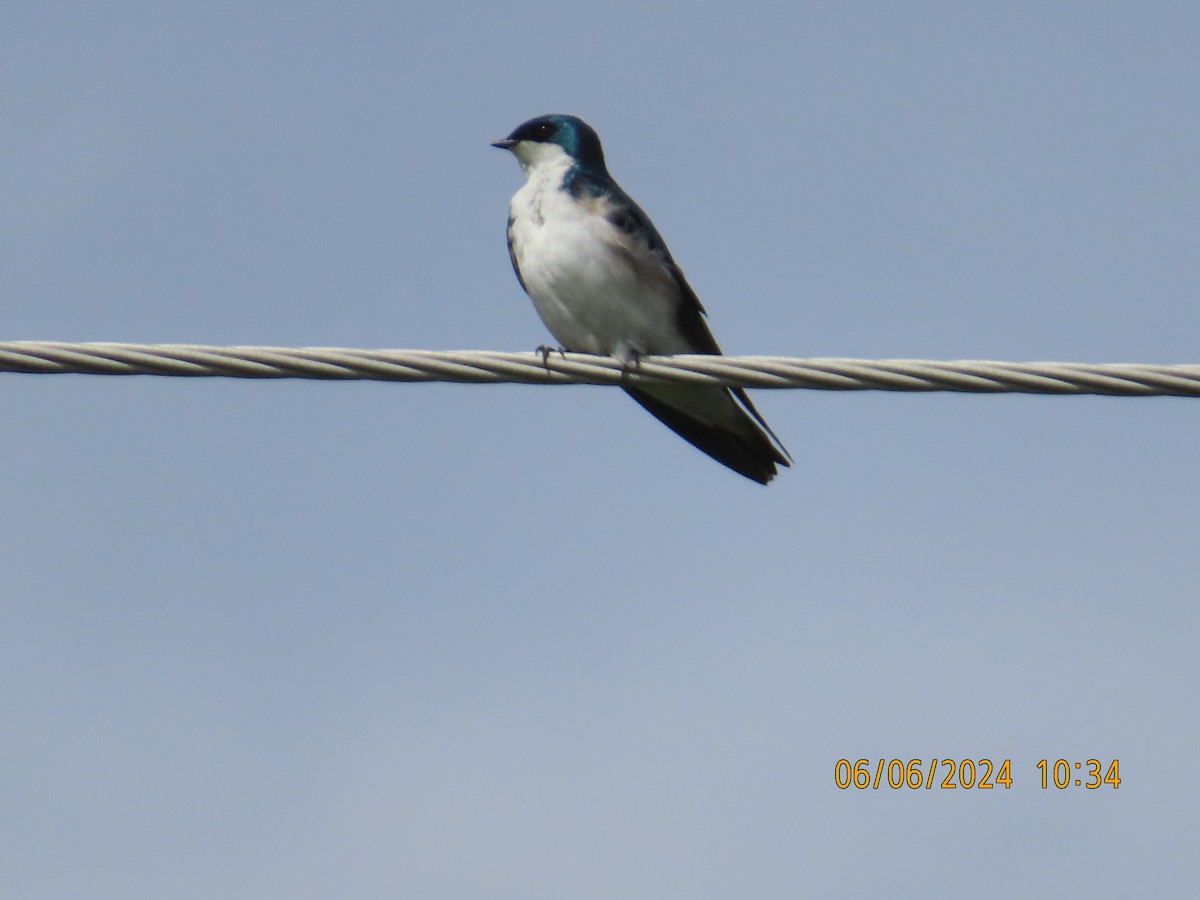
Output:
[{"xmin": 493, "ymin": 114, "xmax": 791, "ymax": 484}]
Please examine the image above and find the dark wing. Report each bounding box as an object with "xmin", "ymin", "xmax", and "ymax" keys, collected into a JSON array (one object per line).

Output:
[
  {"xmin": 569, "ymin": 167, "xmax": 792, "ymax": 479},
  {"xmin": 594, "ymin": 180, "xmax": 791, "ymax": 466},
  {"xmin": 568, "ymin": 165, "xmax": 716, "ymax": 346},
  {"xmin": 581, "ymin": 174, "xmax": 722, "ymax": 353},
  {"xmin": 505, "ymin": 213, "xmax": 528, "ymax": 294},
  {"xmin": 622, "ymin": 384, "xmax": 790, "ymax": 484}
]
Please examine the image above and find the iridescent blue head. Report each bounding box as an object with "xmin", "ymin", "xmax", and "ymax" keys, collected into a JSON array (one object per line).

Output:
[{"xmin": 491, "ymin": 114, "xmax": 607, "ymax": 171}]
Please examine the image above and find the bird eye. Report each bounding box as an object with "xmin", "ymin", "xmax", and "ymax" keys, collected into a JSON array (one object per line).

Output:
[{"xmin": 511, "ymin": 119, "xmax": 558, "ymax": 144}]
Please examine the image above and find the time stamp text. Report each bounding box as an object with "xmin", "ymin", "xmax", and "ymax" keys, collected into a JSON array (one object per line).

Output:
[{"xmin": 834, "ymin": 758, "xmax": 1121, "ymax": 791}]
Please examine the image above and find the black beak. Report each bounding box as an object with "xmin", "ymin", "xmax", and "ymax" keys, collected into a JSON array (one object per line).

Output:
[{"xmin": 491, "ymin": 138, "xmax": 517, "ymax": 150}]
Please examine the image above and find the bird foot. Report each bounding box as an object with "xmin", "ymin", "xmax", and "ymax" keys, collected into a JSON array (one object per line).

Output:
[
  {"xmin": 535, "ymin": 344, "xmax": 567, "ymax": 367},
  {"xmin": 617, "ymin": 348, "xmax": 643, "ymax": 382}
]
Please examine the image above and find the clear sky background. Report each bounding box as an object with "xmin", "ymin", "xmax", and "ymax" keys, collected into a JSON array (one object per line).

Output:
[{"xmin": 3, "ymin": 3, "xmax": 1198, "ymax": 897}]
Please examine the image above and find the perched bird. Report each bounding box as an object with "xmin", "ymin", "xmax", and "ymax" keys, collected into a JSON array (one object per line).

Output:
[{"xmin": 493, "ymin": 114, "xmax": 790, "ymax": 484}]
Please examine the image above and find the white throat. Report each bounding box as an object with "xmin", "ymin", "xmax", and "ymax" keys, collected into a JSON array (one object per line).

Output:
[{"xmin": 511, "ymin": 140, "xmax": 573, "ymax": 176}]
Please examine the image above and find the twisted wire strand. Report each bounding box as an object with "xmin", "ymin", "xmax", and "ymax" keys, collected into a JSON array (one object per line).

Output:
[{"xmin": 2, "ymin": 341, "xmax": 1199, "ymax": 396}]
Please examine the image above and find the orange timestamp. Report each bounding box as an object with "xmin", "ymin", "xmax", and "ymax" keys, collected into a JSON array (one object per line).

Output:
[
  {"xmin": 835, "ymin": 758, "xmax": 1013, "ymax": 790},
  {"xmin": 834, "ymin": 758, "xmax": 1121, "ymax": 790},
  {"xmin": 1036, "ymin": 758, "xmax": 1122, "ymax": 789}
]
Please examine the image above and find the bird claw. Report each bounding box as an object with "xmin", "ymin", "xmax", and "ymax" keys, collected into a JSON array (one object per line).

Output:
[
  {"xmin": 536, "ymin": 344, "xmax": 567, "ymax": 367},
  {"xmin": 618, "ymin": 348, "xmax": 643, "ymax": 382}
]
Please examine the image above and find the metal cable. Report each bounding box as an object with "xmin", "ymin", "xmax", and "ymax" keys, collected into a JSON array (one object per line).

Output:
[{"xmin": 2, "ymin": 341, "xmax": 1198, "ymax": 396}]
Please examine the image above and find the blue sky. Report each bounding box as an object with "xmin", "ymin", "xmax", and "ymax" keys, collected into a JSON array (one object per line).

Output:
[{"xmin": 2, "ymin": 3, "xmax": 1198, "ymax": 897}]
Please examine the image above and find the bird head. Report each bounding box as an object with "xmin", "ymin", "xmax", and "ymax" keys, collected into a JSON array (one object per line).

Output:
[{"xmin": 491, "ymin": 114, "xmax": 607, "ymax": 172}]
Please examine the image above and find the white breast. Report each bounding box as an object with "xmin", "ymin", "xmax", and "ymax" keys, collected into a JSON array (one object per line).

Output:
[{"xmin": 507, "ymin": 151, "xmax": 691, "ymax": 361}]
